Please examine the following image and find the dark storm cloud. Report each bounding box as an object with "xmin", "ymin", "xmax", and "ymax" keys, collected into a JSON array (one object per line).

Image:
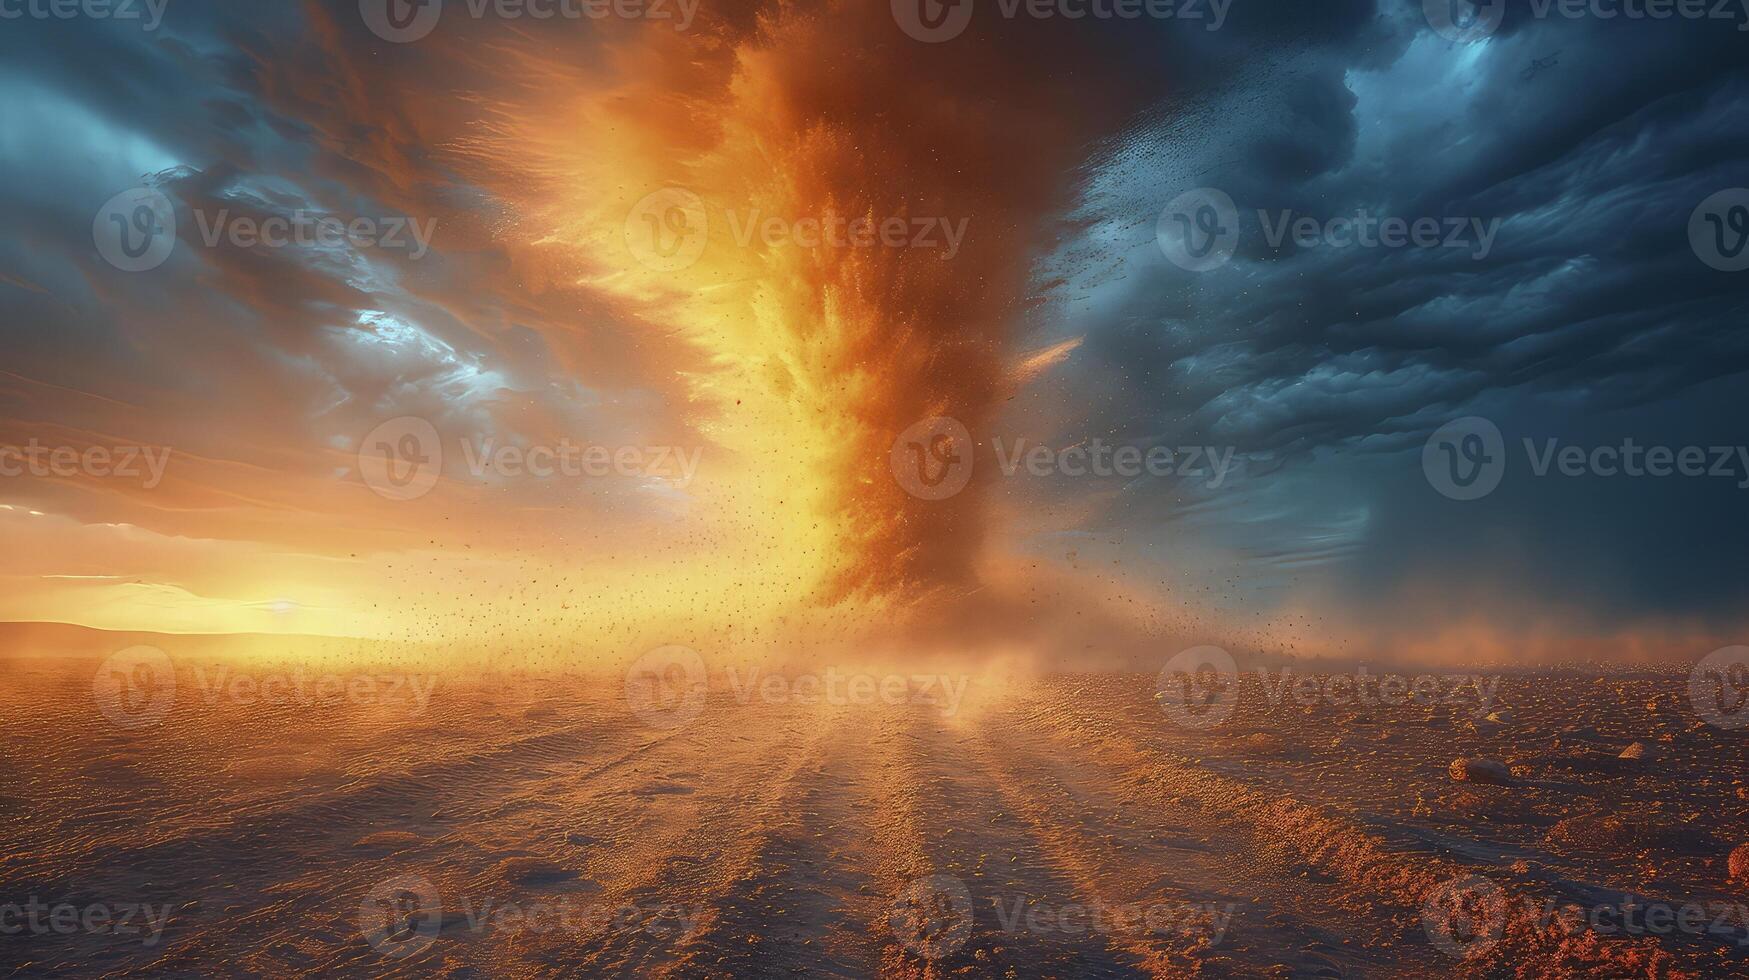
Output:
[
  {"xmin": 1024, "ymin": 0, "xmax": 1749, "ymax": 631},
  {"xmin": 0, "ymin": 0, "xmax": 704, "ymax": 544}
]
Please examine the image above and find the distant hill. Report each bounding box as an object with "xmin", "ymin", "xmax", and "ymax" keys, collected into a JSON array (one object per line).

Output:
[{"xmin": 0, "ymin": 621, "xmax": 379, "ymax": 659}]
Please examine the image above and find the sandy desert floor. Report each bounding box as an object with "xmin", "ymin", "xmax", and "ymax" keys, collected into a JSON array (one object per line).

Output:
[{"xmin": 3, "ymin": 654, "xmax": 1747, "ymax": 978}]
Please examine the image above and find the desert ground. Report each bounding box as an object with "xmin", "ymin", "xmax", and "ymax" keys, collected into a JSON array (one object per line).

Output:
[{"xmin": 4, "ymin": 647, "xmax": 1748, "ymax": 978}]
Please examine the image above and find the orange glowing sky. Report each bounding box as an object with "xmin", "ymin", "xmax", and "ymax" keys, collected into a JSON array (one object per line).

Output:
[{"xmin": 0, "ymin": 1, "xmax": 1173, "ymax": 655}]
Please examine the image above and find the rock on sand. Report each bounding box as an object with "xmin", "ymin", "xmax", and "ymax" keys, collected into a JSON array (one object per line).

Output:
[
  {"xmin": 1729, "ymin": 844, "xmax": 1749, "ymax": 886},
  {"xmin": 1449, "ymin": 757, "xmax": 1513, "ymax": 785},
  {"xmin": 1619, "ymin": 741, "xmax": 1661, "ymax": 762}
]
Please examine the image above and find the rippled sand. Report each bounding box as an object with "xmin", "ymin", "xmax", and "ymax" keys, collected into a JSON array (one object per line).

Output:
[{"xmin": 3, "ymin": 646, "xmax": 1745, "ymax": 978}]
